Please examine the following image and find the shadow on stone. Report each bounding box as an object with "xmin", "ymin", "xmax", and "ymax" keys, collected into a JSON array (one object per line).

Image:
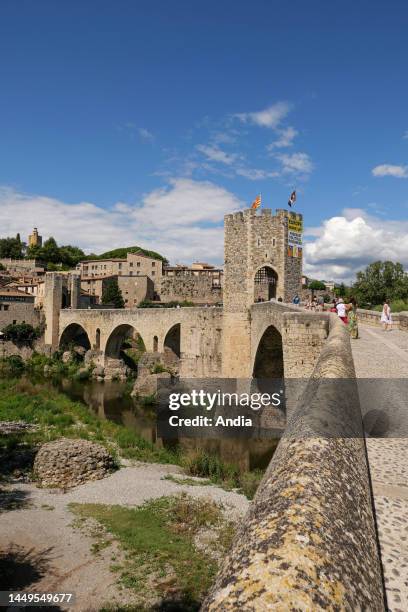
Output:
[{"xmin": 363, "ymin": 409, "xmax": 390, "ymax": 437}]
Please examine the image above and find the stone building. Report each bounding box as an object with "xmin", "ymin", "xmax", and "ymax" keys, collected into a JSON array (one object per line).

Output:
[
  {"xmin": 0, "ymin": 258, "xmax": 45, "ymax": 276},
  {"xmin": 28, "ymin": 227, "xmax": 43, "ymax": 248},
  {"xmin": 76, "ymin": 251, "xmax": 162, "ymax": 283},
  {"xmin": 0, "ymin": 287, "xmax": 39, "ymax": 328},
  {"xmin": 80, "ymin": 273, "xmax": 154, "ymax": 307},
  {"xmin": 160, "ymin": 262, "xmax": 223, "ymax": 304}
]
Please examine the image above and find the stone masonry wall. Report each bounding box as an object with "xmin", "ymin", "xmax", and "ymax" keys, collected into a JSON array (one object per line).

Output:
[
  {"xmin": 159, "ymin": 275, "xmax": 222, "ymax": 304},
  {"xmin": 203, "ymin": 314, "xmax": 385, "ymax": 611},
  {"xmin": 358, "ymin": 308, "xmax": 408, "ymax": 331}
]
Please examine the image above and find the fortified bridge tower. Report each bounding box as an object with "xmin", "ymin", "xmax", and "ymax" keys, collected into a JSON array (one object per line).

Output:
[{"xmin": 222, "ymin": 207, "xmax": 303, "ymax": 377}]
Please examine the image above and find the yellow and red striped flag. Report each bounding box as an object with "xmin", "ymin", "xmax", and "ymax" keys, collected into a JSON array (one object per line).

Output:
[{"xmin": 251, "ymin": 194, "xmax": 261, "ymax": 210}]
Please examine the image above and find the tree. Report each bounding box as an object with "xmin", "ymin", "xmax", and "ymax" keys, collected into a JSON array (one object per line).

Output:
[
  {"xmin": 0, "ymin": 235, "xmax": 25, "ymax": 259},
  {"xmin": 308, "ymin": 280, "xmax": 326, "ymax": 299},
  {"xmin": 101, "ymin": 279, "xmax": 125, "ymax": 308},
  {"xmin": 1, "ymin": 323, "xmax": 40, "ymax": 345},
  {"xmin": 353, "ymin": 261, "xmax": 408, "ymax": 306}
]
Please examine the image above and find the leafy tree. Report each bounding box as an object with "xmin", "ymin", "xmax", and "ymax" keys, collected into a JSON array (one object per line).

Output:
[
  {"xmin": 1, "ymin": 323, "xmax": 40, "ymax": 345},
  {"xmin": 87, "ymin": 245, "xmax": 168, "ymax": 264},
  {"xmin": 102, "ymin": 279, "xmax": 125, "ymax": 308},
  {"xmin": 308, "ymin": 280, "xmax": 326, "ymax": 291},
  {"xmin": 335, "ymin": 282, "xmax": 347, "ymax": 298},
  {"xmin": 0, "ymin": 262, "xmax": 6, "ymax": 271},
  {"xmin": 353, "ymin": 261, "xmax": 408, "ymax": 306},
  {"xmin": 0, "ymin": 235, "xmax": 25, "ymax": 258}
]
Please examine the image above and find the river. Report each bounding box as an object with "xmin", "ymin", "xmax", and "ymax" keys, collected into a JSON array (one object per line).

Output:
[{"xmin": 56, "ymin": 378, "xmax": 280, "ymax": 472}]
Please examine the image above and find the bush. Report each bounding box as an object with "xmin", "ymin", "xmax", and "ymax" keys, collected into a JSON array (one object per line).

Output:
[
  {"xmin": 373, "ymin": 300, "xmax": 408, "ymax": 313},
  {"xmin": 1, "ymin": 323, "xmax": 40, "ymax": 345},
  {"xmin": 0, "ymin": 355, "xmax": 25, "ymax": 376}
]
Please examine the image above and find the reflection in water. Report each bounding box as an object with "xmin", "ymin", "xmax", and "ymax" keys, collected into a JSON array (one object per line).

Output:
[{"xmin": 57, "ymin": 379, "xmax": 280, "ymax": 472}]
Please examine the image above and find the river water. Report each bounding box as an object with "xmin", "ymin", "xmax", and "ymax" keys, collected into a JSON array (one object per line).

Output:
[{"xmin": 56, "ymin": 378, "xmax": 280, "ymax": 472}]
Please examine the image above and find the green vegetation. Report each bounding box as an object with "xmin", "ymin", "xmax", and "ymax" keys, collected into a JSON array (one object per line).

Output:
[
  {"xmin": 163, "ymin": 474, "xmax": 212, "ymax": 487},
  {"xmin": 88, "ymin": 245, "xmax": 167, "ymax": 264},
  {"xmin": 308, "ymin": 280, "xmax": 326, "ymax": 291},
  {"xmin": 102, "ymin": 278, "xmax": 125, "ymax": 309},
  {"xmin": 372, "ymin": 299, "xmax": 408, "ymax": 313},
  {"xmin": 352, "ymin": 261, "xmax": 408, "ymax": 308},
  {"xmin": 184, "ymin": 451, "xmax": 267, "ymax": 499},
  {"xmin": 70, "ymin": 494, "xmax": 236, "ymax": 610},
  {"xmin": 1, "ymin": 323, "xmax": 41, "ymax": 345},
  {"xmin": 138, "ymin": 299, "xmax": 195, "ymax": 308},
  {"xmin": 0, "ymin": 234, "xmax": 25, "ymax": 259},
  {"xmin": 0, "ymin": 378, "xmax": 179, "ymax": 466},
  {"xmin": 26, "ymin": 237, "xmax": 86, "ymax": 269}
]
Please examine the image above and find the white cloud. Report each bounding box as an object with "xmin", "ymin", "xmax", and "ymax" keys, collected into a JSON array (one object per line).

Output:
[
  {"xmin": 0, "ymin": 179, "xmax": 244, "ymax": 264},
  {"xmin": 236, "ymin": 167, "xmax": 280, "ymax": 180},
  {"xmin": 275, "ymin": 152, "xmax": 314, "ymax": 174},
  {"xmin": 372, "ymin": 164, "xmax": 408, "ymax": 178},
  {"xmin": 267, "ymin": 126, "xmax": 298, "ymax": 150},
  {"xmin": 138, "ymin": 127, "xmax": 155, "ymax": 142},
  {"xmin": 196, "ymin": 144, "xmax": 240, "ymax": 166},
  {"xmin": 234, "ymin": 101, "xmax": 291, "ymax": 129},
  {"xmin": 304, "ymin": 209, "xmax": 408, "ymax": 281}
]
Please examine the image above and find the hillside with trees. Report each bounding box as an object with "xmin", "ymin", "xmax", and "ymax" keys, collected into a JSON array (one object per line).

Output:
[{"xmin": 0, "ymin": 233, "xmax": 167, "ymax": 269}]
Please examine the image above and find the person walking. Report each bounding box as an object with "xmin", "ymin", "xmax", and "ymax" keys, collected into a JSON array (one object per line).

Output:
[
  {"xmin": 336, "ymin": 297, "xmax": 348, "ymax": 324},
  {"xmin": 381, "ymin": 300, "xmax": 393, "ymax": 331},
  {"xmin": 347, "ymin": 297, "xmax": 359, "ymax": 339}
]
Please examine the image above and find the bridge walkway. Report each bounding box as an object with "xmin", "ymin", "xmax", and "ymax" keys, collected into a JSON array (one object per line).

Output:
[{"xmin": 352, "ymin": 325, "xmax": 408, "ymax": 611}]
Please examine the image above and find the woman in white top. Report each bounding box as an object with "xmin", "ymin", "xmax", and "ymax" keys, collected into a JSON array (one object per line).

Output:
[
  {"xmin": 381, "ymin": 300, "xmax": 392, "ymax": 331},
  {"xmin": 336, "ymin": 298, "xmax": 348, "ymax": 324}
]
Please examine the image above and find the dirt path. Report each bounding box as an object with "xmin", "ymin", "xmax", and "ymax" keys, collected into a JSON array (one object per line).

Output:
[{"xmin": 0, "ymin": 463, "xmax": 249, "ymax": 611}]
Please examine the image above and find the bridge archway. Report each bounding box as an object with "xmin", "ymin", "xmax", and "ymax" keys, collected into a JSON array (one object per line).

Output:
[
  {"xmin": 105, "ymin": 324, "xmax": 146, "ymax": 363},
  {"xmin": 254, "ymin": 265, "xmax": 278, "ymax": 302},
  {"xmin": 59, "ymin": 323, "xmax": 91, "ymax": 351},
  {"xmin": 164, "ymin": 323, "xmax": 181, "ymax": 358},
  {"xmin": 252, "ymin": 324, "xmax": 284, "ymax": 380}
]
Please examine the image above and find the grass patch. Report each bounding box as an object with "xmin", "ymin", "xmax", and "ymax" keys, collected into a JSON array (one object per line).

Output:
[
  {"xmin": 70, "ymin": 494, "xmax": 235, "ymax": 610},
  {"xmin": 0, "ymin": 378, "xmax": 180, "ymax": 469},
  {"xmin": 183, "ymin": 451, "xmax": 267, "ymax": 499},
  {"xmin": 163, "ymin": 474, "xmax": 212, "ymax": 487}
]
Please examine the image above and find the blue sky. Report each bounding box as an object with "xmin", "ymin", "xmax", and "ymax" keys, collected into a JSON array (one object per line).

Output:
[{"xmin": 1, "ymin": 0, "xmax": 407, "ymax": 280}]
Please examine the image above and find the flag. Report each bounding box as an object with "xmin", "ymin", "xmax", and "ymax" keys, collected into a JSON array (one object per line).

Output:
[
  {"xmin": 288, "ymin": 190, "xmax": 296, "ymax": 207},
  {"xmin": 251, "ymin": 194, "xmax": 261, "ymax": 210}
]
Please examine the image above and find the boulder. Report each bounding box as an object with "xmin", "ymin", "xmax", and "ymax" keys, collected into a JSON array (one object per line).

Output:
[
  {"xmin": 33, "ymin": 438, "xmax": 115, "ymax": 489},
  {"xmin": 93, "ymin": 364, "xmax": 105, "ymax": 378},
  {"xmin": 62, "ymin": 351, "xmax": 72, "ymax": 364},
  {"xmin": 132, "ymin": 371, "xmax": 172, "ymax": 397}
]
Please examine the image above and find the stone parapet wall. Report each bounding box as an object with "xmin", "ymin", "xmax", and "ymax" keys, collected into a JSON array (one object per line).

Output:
[
  {"xmin": 358, "ymin": 308, "xmax": 408, "ymax": 330},
  {"xmin": 203, "ymin": 315, "xmax": 385, "ymax": 611},
  {"xmin": 159, "ymin": 275, "xmax": 222, "ymax": 304}
]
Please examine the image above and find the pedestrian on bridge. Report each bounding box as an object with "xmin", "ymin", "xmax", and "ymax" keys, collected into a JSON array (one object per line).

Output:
[
  {"xmin": 336, "ymin": 298, "xmax": 348, "ymax": 325},
  {"xmin": 381, "ymin": 300, "xmax": 393, "ymax": 331},
  {"xmin": 347, "ymin": 297, "xmax": 359, "ymax": 339}
]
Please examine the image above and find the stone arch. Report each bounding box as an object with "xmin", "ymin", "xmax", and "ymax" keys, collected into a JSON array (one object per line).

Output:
[
  {"xmin": 59, "ymin": 323, "xmax": 91, "ymax": 350},
  {"xmin": 105, "ymin": 324, "xmax": 146, "ymax": 361},
  {"xmin": 253, "ymin": 265, "xmax": 278, "ymax": 302},
  {"xmin": 164, "ymin": 323, "xmax": 181, "ymax": 358},
  {"xmin": 252, "ymin": 324, "xmax": 284, "ymax": 380}
]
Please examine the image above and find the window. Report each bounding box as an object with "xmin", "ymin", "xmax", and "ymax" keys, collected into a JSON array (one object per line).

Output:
[
  {"xmin": 273, "ymin": 238, "xmax": 276, "ymax": 247},
  {"xmin": 129, "ymin": 262, "xmax": 133, "ymax": 267},
  {"xmin": 152, "ymin": 271, "xmax": 155, "ymax": 276},
  {"xmin": 119, "ymin": 263, "xmax": 122, "ymax": 269},
  {"xmin": 130, "ymin": 271, "xmax": 133, "ymax": 276},
  {"xmin": 152, "ymin": 262, "xmax": 155, "ymax": 267},
  {"xmin": 137, "ymin": 262, "xmax": 140, "ymax": 268}
]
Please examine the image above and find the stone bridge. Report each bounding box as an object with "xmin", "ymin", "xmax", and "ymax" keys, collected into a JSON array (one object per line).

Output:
[{"xmin": 57, "ymin": 301, "xmax": 329, "ymax": 379}]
